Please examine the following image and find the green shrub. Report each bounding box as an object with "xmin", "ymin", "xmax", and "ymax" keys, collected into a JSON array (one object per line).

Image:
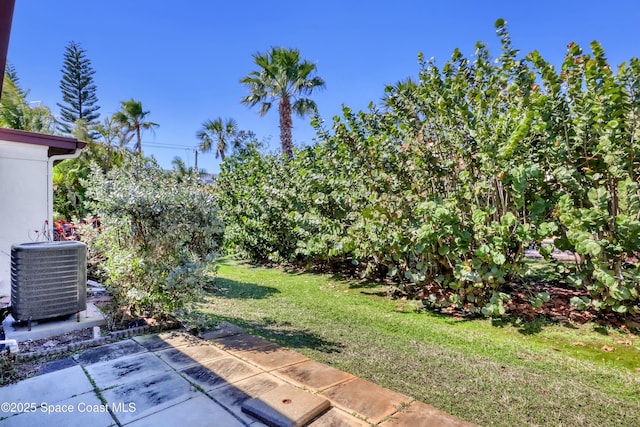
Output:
[
  {"xmin": 216, "ymin": 20, "xmax": 640, "ymax": 316},
  {"xmin": 216, "ymin": 144, "xmax": 299, "ymax": 263},
  {"xmin": 53, "ymin": 142, "xmax": 125, "ymax": 220},
  {"xmin": 86, "ymin": 154, "xmax": 223, "ymax": 320},
  {"xmin": 528, "ymin": 41, "xmax": 640, "ymax": 314}
]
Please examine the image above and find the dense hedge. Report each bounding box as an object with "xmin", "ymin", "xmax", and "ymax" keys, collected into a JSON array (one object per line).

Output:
[
  {"xmin": 86, "ymin": 154, "xmax": 224, "ymax": 320},
  {"xmin": 216, "ymin": 21, "xmax": 640, "ymax": 316}
]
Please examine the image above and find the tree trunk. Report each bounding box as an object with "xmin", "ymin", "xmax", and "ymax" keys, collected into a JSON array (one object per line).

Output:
[
  {"xmin": 279, "ymin": 95, "xmax": 293, "ymax": 158},
  {"xmin": 135, "ymin": 125, "xmax": 142, "ymax": 153}
]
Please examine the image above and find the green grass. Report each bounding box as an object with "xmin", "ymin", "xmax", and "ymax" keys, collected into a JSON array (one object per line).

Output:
[{"xmin": 196, "ymin": 258, "xmax": 640, "ymax": 427}]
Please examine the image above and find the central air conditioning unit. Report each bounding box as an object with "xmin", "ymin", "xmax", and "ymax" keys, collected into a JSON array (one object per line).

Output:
[{"xmin": 11, "ymin": 241, "xmax": 87, "ymax": 329}]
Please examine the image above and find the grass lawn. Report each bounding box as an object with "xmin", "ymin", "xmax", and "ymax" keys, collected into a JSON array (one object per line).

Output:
[{"xmin": 196, "ymin": 258, "xmax": 640, "ymax": 427}]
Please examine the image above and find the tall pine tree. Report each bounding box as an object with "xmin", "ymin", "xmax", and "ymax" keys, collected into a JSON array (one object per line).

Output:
[{"xmin": 56, "ymin": 41, "xmax": 100, "ymax": 135}]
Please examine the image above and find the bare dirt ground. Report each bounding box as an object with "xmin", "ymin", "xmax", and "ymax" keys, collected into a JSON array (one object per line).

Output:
[{"xmin": 10, "ymin": 327, "xmax": 98, "ymax": 379}]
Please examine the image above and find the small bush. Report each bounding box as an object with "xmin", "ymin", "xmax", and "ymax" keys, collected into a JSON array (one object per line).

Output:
[
  {"xmin": 85, "ymin": 154, "xmax": 223, "ymax": 321},
  {"xmin": 0, "ymin": 354, "xmax": 18, "ymax": 386}
]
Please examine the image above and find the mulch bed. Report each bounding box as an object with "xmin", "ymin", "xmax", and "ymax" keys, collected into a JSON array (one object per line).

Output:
[
  {"xmin": 17, "ymin": 328, "xmax": 95, "ymax": 354},
  {"xmin": 403, "ymin": 279, "xmax": 640, "ymax": 331},
  {"xmin": 504, "ymin": 281, "xmax": 640, "ymax": 330}
]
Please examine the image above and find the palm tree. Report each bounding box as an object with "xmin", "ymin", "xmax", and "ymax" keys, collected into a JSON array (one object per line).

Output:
[
  {"xmin": 240, "ymin": 47, "xmax": 325, "ymax": 157},
  {"xmin": 383, "ymin": 77, "xmax": 419, "ymax": 113},
  {"xmin": 196, "ymin": 117, "xmax": 240, "ymax": 162},
  {"xmin": 113, "ymin": 99, "xmax": 158, "ymax": 153},
  {"xmin": 95, "ymin": 115, "xmax": 123, "ymax": 148},
  {"xmin": 170, "ymin": 156, "xmax": 197, "ymax": 181},
  {"xmin": 382, "ymin": 77, "xmax": 424, "ymax": 139}
]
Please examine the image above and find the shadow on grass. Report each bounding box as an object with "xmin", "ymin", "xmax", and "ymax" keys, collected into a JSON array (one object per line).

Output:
[
  {"xmin": 436, "ymin": 311, "xmax": 558, "ymax": 336},
  {"xmin": 345, "ymin": 278, "xmax": 388, "ymax": 290},
  {"xmin": 200, "ymin": 313, "xmax": 344, "ymax": 354},
  {"xmin": 491, "ymin": 316, "xmax": 584, "ymax": 335},
  {"xmin": 215, "ymin": 255, "xmax": 269, "ymax": 268},
  {"xmin": 212, "ymin": 277, "xmax": 280, "ymax": 299},
  {"xmin": 490, "ymin": 316, "xmax": 555, "ymax": 335}
]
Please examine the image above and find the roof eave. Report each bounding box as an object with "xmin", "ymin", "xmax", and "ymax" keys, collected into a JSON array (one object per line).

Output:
[{"xmin": 0, "ymin": 127, "xmax": 86, "ymax": 157}]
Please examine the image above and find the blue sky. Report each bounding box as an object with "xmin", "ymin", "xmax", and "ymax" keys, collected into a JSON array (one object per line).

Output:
[{"xmin": 7, "ymin": 0, "xmax": 640, "ymax": 174}]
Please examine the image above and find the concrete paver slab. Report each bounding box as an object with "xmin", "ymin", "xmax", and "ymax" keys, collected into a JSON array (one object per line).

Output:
[
  {"xmin": 0, "ymin": 327, "xmax": 472, "ymax": 427},
  {"xmin": 31, "ymin": 357, "xmax": 77, "ymax": 376},
  {"xmin": 200, "ymin": 321, "xmax": 245, "ymax": 340},
  {"xmin": 74, "ymin": 339, "xmax": 145, "ymax": 365},
  {"xmin": 274, "ymin": 359, "xmax": 354, "ymax": 391},
  {"xmin": 241, "ymin": 384, "xmax": 330, "ymax": 427},
  {"xmin": 132, "ymin": 334, "xmax": 173, "ymax": 352},
  {"xmin": 210, "ymin": 372, "xmax": 288, "ymax": 424},
  {"xmin": 321, "ymin": 378, "xmax": 411, "ymax": 425},
  {"xmin": 155, "ymin": 330, "xmax": 206, "ymax": 348},
  {"xmin": 101, "ymin": 371, "xmax": 197, "ymax": 425},
  {"xmin": 180, "ymin": 356, "xmax": 262, "ymax": 392},
  {"xmin": 155, "ymin": 342, "xmax": 226, "ymax": 369},
  {"xmin": 212, "ymin": 333, "xmax": 274, "ymax": 352},
  {"xmin": 125, "ymin": 394, "xmax": 244, "ymax": 427},
  {"xmin": 379, "ymin": 400, "xmax": 477, "ymax": 427},
  {"xmin": 84, "ymin": 352, "xmax": 171, "ymax": 389},
  {"xmin": 307, "ymin": 407, "xmax": 370, "ymax": 427},
  {"xmin": 0, "ymin": 392, "xmax": 115, "ymax": 427},
  {"xmin": 236, "ymin": 344, "xmax": 309, "ymax": 371},
  {"xmin": 0, "ymin": 365, "xmax": 93, "ymax": 405}
]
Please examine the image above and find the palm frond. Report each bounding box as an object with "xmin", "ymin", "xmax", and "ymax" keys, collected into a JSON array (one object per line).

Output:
[{"xmin": 292, "ymin": 98, "xmax": 318, "ymax": 117}]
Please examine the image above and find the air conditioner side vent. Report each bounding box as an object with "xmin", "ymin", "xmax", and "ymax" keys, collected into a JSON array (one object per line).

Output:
[{"xmin": 11, "ymin": 241, "xmax": 87, "ymax": 322}]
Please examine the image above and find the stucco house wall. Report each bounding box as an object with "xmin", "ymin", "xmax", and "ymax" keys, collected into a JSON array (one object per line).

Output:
[{"xmin": 0, "ymin": 128, "xmax": 83, "ymax": 298}]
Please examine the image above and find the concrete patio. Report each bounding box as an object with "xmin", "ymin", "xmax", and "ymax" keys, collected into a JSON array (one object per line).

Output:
[{"xmin": 0, "ymin": 325, "xmax": 475, "ymax": 426}]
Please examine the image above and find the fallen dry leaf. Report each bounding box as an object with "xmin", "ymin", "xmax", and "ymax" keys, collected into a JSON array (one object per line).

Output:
[
  {"xmin": 616, "ymin": 340, "xmax": 633, "ymax": 345},
  {"xmin": 601, "ymin": 345, "xmax": 615, "ymax": 352},
  {"xmin": 551, "ymin": 346, "xmax": 561, "ymax": 351},
  {"xmin": 635, "ymin": 368, "xmax": 640, "ymax": 372},
  {"xmin": 571, "ymin": 342, "xmax": 586, "ymax": 347}
]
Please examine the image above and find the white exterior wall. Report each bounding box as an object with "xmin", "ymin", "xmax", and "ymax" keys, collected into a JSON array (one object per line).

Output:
[{"xmin": 0, "ymin": 140, "xmax": 50, "ymax": 298}]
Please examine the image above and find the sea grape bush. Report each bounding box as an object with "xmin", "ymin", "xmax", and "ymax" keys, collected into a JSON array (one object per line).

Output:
[
  {"xmin": 532, "ymin": 42, "xmax": 640, "ymax": 314},
  {"xmin": 216, "ymin": 144, "xmax": 299, "ymax": 263},
  {"xmin": 216, "ymin": 20, "xmax": 640, "ymax": 316},
  {"xmin": 86, "ymin": 154, "xmax": 224, "ymax": 320}
]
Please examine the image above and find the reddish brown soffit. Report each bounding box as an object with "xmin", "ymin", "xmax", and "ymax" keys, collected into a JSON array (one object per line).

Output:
[
  {"xmin": 0, "ymin": 127, "xmax": 86, "ymax": 157},
  {"xmin": 0, "ymin": 0, "xmax": 16, "ymax": 97}
]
